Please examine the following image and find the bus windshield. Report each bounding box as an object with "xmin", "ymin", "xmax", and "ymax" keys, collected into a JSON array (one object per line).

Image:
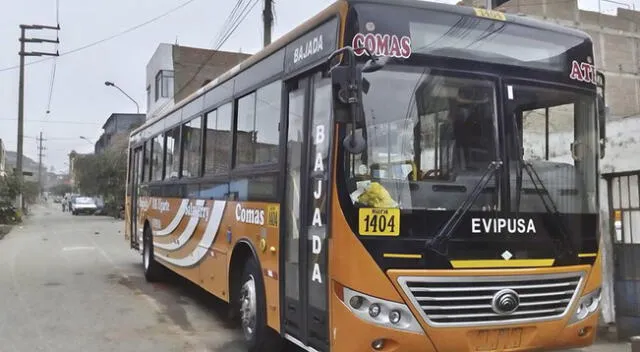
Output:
[
  {"xmin": 346, "ymin": 67, "xmax": 500, "ymax": 212},
  {"xmin": 506, "ymin": 82, "xmax": 598, "ymax": 215},
  {"xmin": 344, "ymin": 66, "xmax": 598, "ymax": 218}
]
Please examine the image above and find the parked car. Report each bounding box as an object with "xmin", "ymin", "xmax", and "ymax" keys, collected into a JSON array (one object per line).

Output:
[
  {"xmin": 93, "ymin": 197, "xmax": 105, "ymax": 215},
  {"xmin": 71, "ymin": 196, "xmax": 97, "ymax": 215}
]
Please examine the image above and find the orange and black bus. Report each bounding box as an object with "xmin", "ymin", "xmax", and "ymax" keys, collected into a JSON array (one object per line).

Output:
[{"xmin": 125, "ymin": 1, "xmax": 608, "ymax": 351}]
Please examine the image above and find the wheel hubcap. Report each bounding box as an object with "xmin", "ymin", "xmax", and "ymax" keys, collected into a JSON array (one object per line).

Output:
[{"xmin": 240, "ymin": 274, "xmax": 257, "ymax": 340}]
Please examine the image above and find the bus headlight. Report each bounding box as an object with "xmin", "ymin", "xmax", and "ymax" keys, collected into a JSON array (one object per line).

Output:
[
  {"xmin": 569, "ymin": 288, "xmax": 601, "ymax": 324},
  {"xmin": 343, "ymin": 287, "xmax": 423, "ymax": 333}
]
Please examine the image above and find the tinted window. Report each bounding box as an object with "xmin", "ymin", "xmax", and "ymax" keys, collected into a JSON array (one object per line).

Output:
[
  {"xmin": 200, "ymin": 182, "xmax": 229, "ymax": 200},
  {"xmin": 182, "ymin": 117, "xmax": 202, "ymax": 178},
  {"xmin": 230, "ymin": 174, "xmax": 277, "ymax": 201},
  {"xmin": 234, "ymin": 82, "xmax": 282, "ymax": 167},
  {"xmin": 255, "ymin": 81, "xmax": 281, "ymax": 163},
  {"xmin": 144, "ymin": 141, "xmax": 152, "ymax": 181},
  {"xmin": 235, "ymin": 92, "xmax": 257, "ymax": 167},
  {"xmin": 151, "ymin": 134, "xmax": 164, "ymax": 181},
  {"xmin": 165, "ymin": 127, "xmax": 181, "ymax": 179},
  {"xmin": 204, "ymin": 103, "xmax": 232, "ymax": 175}
]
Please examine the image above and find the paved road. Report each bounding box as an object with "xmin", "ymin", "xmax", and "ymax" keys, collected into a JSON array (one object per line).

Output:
[
  {"xmin": 0, "ymin": 203, "xmax": 631, "ymax": 352},
  {"xmin": 0, "ymin": 203, "xmax": 248, "ymax": 352}
]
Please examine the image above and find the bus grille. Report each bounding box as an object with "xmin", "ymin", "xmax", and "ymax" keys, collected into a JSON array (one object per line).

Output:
[{"xmin": 397, "ymin": 271, "xmax": 585, "ymax": 327}]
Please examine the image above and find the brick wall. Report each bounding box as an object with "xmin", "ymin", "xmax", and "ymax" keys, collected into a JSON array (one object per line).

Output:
[{"xmin": 172, "ymin": 46, "xmax": 250, "ymax": 103}]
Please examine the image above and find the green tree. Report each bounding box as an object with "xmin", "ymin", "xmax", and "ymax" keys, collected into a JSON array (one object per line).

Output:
[{"xmin": 74, "ymin": 132, "xmax": 129, "ymax": 215}]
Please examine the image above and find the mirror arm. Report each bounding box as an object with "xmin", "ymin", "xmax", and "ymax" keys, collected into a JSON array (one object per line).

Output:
[{"xmin": 328, "ymin": 46, "xmax": 364, "ymax": 152}]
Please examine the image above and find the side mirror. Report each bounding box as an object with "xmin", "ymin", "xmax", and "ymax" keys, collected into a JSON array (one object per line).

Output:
[{"xmin": 327, "ymin": 46, "xmax": 367, "ymax": 154}]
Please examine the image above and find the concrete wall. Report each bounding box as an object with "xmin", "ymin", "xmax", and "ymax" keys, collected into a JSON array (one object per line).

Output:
[
  {"xmin": 172, "ymin": 46, "xmax": 249, "ymax": 103},
  {"xmin": 145, "ymin": 44, "xmax": 174, "ymax": 120}
]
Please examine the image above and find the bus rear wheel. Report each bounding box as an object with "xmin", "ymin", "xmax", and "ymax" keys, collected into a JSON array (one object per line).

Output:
[
  {"xmin": 238, "ymin": 258, "xmax": 282, "ymax": 352},
  {"xmin": 142, "ymin": 226, "xmax": 162, "ymax": 282}
]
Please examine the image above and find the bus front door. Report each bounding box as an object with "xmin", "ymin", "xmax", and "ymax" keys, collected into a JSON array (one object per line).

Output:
[
  {"xmin": 130, "ymin": 147, "xmax": 143, "ymax": 250},
  {"xmin": 282, "ymin": 73, "xmax": 331, "ymax": 351}
]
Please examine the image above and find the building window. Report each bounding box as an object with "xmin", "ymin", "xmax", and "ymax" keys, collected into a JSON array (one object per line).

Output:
[
  {"xmin": 155, "ymin": 73, "xmax": 161, "ymax": 102},
  {"xmin": 234, "ymin": 81, "xmax": 281, "ymax": 167},
  {"xmin": 182, "ymin": 116, "xmax": 202, "ymax": 178},
  {"xmin": 204, "ymin": 103, "xmax": 232, "ymax": 176},
  {"xmin": 151, "ymin": 134, "xmax": 164, "ymax": 181},
  {"xmin": 155, "ymin": 70, "xmax": 174, "ymax": 101},
  {"xmin": 165, "ymin": 126, "xmax": 181, "ymax": 179}
]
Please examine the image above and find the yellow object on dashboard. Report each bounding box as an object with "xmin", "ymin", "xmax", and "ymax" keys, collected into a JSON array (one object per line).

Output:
[{"xmin": 357, "ymin": 182, "xmax": 396, "ymax": 208}]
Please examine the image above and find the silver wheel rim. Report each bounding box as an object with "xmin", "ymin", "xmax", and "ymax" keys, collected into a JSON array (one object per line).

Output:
[
  {"xmin": 143, "ymin": 240, "xmax": 150, "ymax": 271},
  {"xmin": 240, "ymin": 274, "xmax": 257, "ymax": 341}
]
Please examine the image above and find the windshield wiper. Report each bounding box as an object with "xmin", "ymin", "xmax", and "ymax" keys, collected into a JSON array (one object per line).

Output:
[
  {"xmin": 426, "ymin": 160, "xmax": 502, "ymax": 256},
  {"xmin": 512, "ymin": 116, "xmax": 577, "ymax": 263},
  {"xmin": 520, "ymin": 162, "xmax": 578, "ymax": 263}
]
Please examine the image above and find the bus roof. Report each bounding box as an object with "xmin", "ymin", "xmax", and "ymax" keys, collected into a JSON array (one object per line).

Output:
[
  {"xmin": 131, "ymin": 0, "xmax": 592, "ymax": 138},
  {"xmin": 349, "ymin": 0, "xmax": 591, "ymax": 40}
]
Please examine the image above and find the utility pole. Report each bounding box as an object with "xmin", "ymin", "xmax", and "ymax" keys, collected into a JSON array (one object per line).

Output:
[
  {"xmin": 263, "ymin": 0, "xmax": 273, "ymax": 47},
  {"xmin": 37, "ymin": 132, "xmax": 47, "ymax": 197},
  {"xmin": 486, "ymin": 0, "xmax": 492, "ymax": 10},
  {"xmin": 17, "ymin": 24, "xmax": 60, "ymax": 209}
]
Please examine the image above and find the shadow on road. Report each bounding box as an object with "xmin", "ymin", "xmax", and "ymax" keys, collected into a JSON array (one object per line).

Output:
[{"xmin": 112, "ymin": 262, "xmax": 301, "ymax": 352}]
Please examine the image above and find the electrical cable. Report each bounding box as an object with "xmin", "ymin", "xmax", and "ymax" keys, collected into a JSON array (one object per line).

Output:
[{"xmin": 0, "ymin": 0, "xmax": 199, "ymax": 73}]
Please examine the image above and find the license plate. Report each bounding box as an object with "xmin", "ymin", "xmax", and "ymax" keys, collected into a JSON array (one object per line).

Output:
[
  {"xmin": 358, "ymin": 208, "xmax": 400, "ymax": 236},
  {"xmin": 472, "ymin": 328, "xmax": 523, "ymax": 351}
]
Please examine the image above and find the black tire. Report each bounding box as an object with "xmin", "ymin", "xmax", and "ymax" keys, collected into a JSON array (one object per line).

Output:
[
  {"xmin": 238, "ymin": 258, "xmax": 282, "ymax": 352},
  {"xmin": 142, "ymin": 226, "xmax": 163, "ymax": 282}
]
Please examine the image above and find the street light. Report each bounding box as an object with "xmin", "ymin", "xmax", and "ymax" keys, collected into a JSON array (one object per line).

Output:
[
  {"xmin": 104, "ymin": 81, "xmax": 140, "ymax": 114},
  {"xmin": 79, "ymin": 136, "xmax": 94, "ymax": 145}
]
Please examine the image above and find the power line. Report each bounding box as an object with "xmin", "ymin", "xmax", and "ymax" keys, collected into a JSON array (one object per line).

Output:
[
  {"xmin": 209, "ymin": 0, "xmax": 245, "ymax": 48},
  {"xmin": 218, "ymin": 0, "xmax": 259, "ymax": 49},
  {"xmin": 214, "ymin": 0, "xmax": 252, "ymax": 49},
  {"xmin": 46, "ymin": 0, "xmax": 61, "ymax": 116},
  {"xmin": 0, "ymin": 0, "xmax": 199, "ymax": 74},
  {"xmin": 0, "ymin": 118, "xmax": 101, "ymax": 125},
  {"xmin": 24, "ymin": 135, "xmax": 83, "ymax": 140}
]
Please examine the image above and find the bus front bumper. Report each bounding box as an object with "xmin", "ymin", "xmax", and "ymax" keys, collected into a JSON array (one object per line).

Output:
[{"xmin": 331, "ymin": 264, "xmax": 601, "ymax": 352}]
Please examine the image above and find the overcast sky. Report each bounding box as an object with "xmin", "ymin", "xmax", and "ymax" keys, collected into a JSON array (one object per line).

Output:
[{"xmin": 0, "ymin": 0, "xmax": 636, "ymax": 173}]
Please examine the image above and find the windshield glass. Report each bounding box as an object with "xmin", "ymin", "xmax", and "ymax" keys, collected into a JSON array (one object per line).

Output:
[
  {"xmin": 345, "ymin": 67, "xmax": 499, "ymax": 212},
  {"xmin": 76, "ymin": 197, "xmax": 94, "ymax": 204},
  {"xmin": 507, "ymin": 83, "xmax": 598, "ymax": 214}
]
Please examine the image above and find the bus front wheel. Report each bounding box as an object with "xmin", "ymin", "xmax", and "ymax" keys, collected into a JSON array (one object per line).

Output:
[
  {"xmin": 143, "ymin": 226, "xmax": 162, "ymax": 282},
  {"xmin": 238, "ymin": 258, "xmax": 282, "ymax": 352}
]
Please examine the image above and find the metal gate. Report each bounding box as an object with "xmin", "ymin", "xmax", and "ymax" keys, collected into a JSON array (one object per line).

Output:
[{"xmin": 603, "ymin": 170, "xmax": 640, "ymax": 339}]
